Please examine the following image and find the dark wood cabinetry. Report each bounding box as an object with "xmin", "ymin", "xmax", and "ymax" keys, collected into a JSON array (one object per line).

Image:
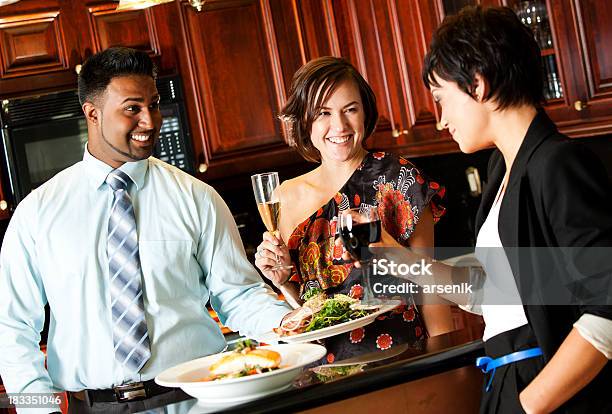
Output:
[
  {"xmin": 0, "ymin": 0, "xmax": 610, "ymax": 206},
  {"xmin": 177, "ymin": 0, "xmax": 310, "ymax": 180},
  {"xmin": 545, "ymin": 0, "xmax": 612, "ymax": 136},
  {"xmin": 331, "ymin": 0, "xmax": 458, "ymax": 156},
  {"xmin": 0, "ymin": 1, "xmax": 180, "ymax": 98},
  {"xmin": 0, "ymin": 0, "xmax": 81, "ymax": 97}
]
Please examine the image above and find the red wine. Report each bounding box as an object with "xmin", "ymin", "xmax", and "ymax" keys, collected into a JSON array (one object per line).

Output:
[{"xmin": 339, "ymin": 220, "xmax": 381, "ymax": 260}]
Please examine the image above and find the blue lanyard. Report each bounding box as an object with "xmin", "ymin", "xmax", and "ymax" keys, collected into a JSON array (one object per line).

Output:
[{"xmin": 476, "ymin": 347, "xmax": 543, "ymax": 392}]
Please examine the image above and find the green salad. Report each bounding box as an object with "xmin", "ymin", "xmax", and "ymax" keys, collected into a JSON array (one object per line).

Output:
[{"xmin": 300, "ymin": 289, "xmax": 369, "ymax": 332}]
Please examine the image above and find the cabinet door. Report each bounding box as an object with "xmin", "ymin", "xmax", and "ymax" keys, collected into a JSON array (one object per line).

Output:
[
  {"xmin": 547, "ymin": 0, "xmax": 612, "ymax": 136},
  {"xmin": 332, "ymin": 0, "xmax": 459, "ymax": 157},
  {"xmin": 178, "ymin": 0, "xmax": 303, "ymax": 180},
  {"xmin": 0, "ymin": 0, "xmax": 81, "ymax": 97},
  {"xmin": 72, "ymin": 1, "xmax": 181, "ymax": 76}
]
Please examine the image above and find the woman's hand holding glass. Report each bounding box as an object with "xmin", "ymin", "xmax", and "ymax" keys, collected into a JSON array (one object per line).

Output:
[
  {"xmin": 336, "ymin": 225, "xmax": 402, "ymax": 267},
  {"xmin": 254, "ymin": 231, "xmax": 293, "ymax": 288}
]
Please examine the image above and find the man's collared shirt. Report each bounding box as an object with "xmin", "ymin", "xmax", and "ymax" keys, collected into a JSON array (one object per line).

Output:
[{"xmin": 0, "ymin": 150, "xmax": 290, "ymax": 396}]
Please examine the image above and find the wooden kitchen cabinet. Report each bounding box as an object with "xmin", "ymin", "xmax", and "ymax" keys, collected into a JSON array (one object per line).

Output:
[
  {"xmin": 439, "ymin": 0, "xmax": 612, "ymax": 138},
  {"xmin": 0, "ymin": 0, "xmax": 180, "ymax": 99},
  {"xmin": 0, "ymin": 0, "xmax": 81, "ymax": 97},
  {"xmin": 176, "ymin": 0, "xmax": 306, "ymax": 181},
  {"xmin": 330, "ymin": 0, "xmax": 462, "ymax": 157},
  {"xmin": 72, "ymin": 1, "xmax": 182, "ymax": 76},
  {"xmin": 541, "ymin": 0, "xmax": 612, "ymax": 136}
]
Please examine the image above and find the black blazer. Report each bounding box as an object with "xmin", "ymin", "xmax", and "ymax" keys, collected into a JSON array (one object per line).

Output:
[{"xmin": 475, "ymin": 111, "xmax": 612, "ymax": 412}]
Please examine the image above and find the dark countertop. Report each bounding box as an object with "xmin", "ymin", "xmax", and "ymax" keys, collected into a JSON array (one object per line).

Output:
[{"xmin": 146, "ymin": 328, "xmax": 485, "ymax": 414}]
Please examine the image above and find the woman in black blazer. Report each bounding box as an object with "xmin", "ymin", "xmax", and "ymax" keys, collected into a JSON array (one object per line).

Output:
[
  {"xmin": 422, "ymin": 6, "xmax": 612, "ymax": 413},
  {"xmin": 348, "ymin": 5, "xmax": 612, "ymax": 414}
]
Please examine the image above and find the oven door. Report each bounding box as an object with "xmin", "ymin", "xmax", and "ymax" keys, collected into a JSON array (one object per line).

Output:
[{"xmin": 2, "ymin": 116, "xmax": 88, "ymax": 204}]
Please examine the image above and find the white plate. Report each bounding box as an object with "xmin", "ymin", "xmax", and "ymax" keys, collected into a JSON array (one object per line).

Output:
[
  {"xmin": 263, "ymin": 300, "xmax": 402, "ymax": 344},
  {"xmin": 155, "ymin": 343, "xmax": 326, "ymax": 403}
]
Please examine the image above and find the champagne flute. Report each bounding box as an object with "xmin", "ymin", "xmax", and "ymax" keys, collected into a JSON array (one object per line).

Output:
[
  {"xmin": 251, "ymin": 172, "xmax": 293, "ymax": 271},
  {"xmin": 338, "ymin": 206, "xmax": 390, "ymax": 308}
]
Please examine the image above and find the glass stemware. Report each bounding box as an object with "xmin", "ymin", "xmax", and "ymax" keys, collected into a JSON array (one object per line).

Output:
[
  {"xmin": 338, "ymin": 206, "xmax": 391, "ymax": 308},
  {"xmin": 251, "ymin": 172, "xmax": 292, "ymax": 271}
]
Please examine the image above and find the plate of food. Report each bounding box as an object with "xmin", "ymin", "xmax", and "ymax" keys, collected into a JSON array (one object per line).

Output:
[
  {"xmin": 155, "ymin": 340, "xmax": 325, "ymax": 404},
  {"xmin": 263, "ymin": 290, "xmax": 402, "ymax": 344}
]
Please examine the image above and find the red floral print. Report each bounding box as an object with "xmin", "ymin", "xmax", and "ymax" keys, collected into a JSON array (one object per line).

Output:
[
  {"xmin": 309, "ymin": 218, "xmax": 330, "ymax": 242},
  {"xmin": 403, "ymin": 306, "xmax": 416, "ymax": 322},
  {"xmin": 376, "ymin": 334, "xmax": 393, "ymax": 350},
  {"xmin": 429, "ymin": 181, "xmax": 440, "ymax": 190},
  {"xmin": 328, "ymin": 264, "xmax": 348, "ymax": 285},
  {"xmin": 349, "ymin": 284, "xmax": 364, "ymax": 299},
  {"xmin": 288, "ymin": 218, "xmax": 309, "ymax": 250},
  {"xmin": 284, "ymin": 152, "xmax": 436, "ymax": 359},
  {"xmin": 430, "ymin": 202, "xmax": 446, "ymax": 224},
  {"xmin": 333, "ymin": 243, "xmax": 344, "ymax": 259},
  {"xmin": 330, "ymin": 219, "xmax": 337, "ymax": 237},
  {"xmin": 437, "ymin": 186, "xmax": 446, "ymax": 199},
  {"xmin": 377, "ymin": 183, "xmax": 415, "ymax": 238},
  {"xmin": 350, "ymin": 327, "xmax": 365, "ymax": 344},
  {"xmin": 299, "ymin": 242, "xmax": 320, "ymax": 277},
  {"xmin": 391, "ymin": 305, "xmax": 405, "ymax": 314},
  {"xmin": 415, "ymin": 326, "xmax": 423, "ymax": 338}
]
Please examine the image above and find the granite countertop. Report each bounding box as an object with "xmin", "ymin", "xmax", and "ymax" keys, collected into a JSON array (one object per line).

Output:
[{"xmin": 147, "ymin": 328, "xmax": 485, "ymax": 414}]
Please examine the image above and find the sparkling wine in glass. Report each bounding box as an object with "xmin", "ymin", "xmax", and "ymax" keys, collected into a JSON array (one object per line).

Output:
[{"xmin": 251, "ymin": 172, "xmax": 292, "ymax": 271}]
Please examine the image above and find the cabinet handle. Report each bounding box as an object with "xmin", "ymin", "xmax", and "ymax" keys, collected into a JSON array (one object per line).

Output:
[
  {"xmin": 573, "ymin": 100, "xmax": 589, "ymax": 111},
  {"xmin": 435, "ymin": 122, "xmax": 444, "ymax": 131},
  {"xmin": 198, "ymin": 163, "xmax": 208, "ymax": 173},
  {"xmin": 391, "ymin": 128, "xmax": 408, "ymax": 138},
  {"xmin": 0, "ymin": 200, "xmax": 7, "ymax": 211}
]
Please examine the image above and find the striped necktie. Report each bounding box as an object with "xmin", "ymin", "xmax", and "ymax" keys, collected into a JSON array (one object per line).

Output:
[{"xmin": 106, "ymin": 169, "xmax": 151, "ymax": 372}]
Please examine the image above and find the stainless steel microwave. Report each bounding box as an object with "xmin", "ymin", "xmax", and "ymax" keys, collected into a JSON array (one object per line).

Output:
[{"xmin": 0, "ymin": 75, "xmax": 194, "ymax": 206}]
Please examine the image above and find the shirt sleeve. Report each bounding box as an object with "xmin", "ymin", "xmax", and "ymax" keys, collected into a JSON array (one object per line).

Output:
[
  {"xmin": 196, "ymin": 186, "xmax": 292, "ymax": 339},
  {"xmin": 0, "ymin": 200, "xmax": 62, "ymax": 413},
  {"xmin": 574, "ymin": 313, "xmax": 612, "ymax": 359}
]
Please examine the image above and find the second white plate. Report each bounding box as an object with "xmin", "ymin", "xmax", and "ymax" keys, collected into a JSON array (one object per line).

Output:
[{"xmin": 263, "ymin": 300, "xmax": 401, "ymax": 344}]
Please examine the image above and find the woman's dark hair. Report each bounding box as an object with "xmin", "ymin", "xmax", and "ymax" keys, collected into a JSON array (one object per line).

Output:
[
  {"xmin": 422, "ymin": 6, "xmax": 543, "ymax": 110},
  {"xmin": 280, "ymin": 56, "xmax": 378, "ymax": 162},
  {"xmin": 78, "ymin": 47, "xmax": 157, "ymax": 106}
]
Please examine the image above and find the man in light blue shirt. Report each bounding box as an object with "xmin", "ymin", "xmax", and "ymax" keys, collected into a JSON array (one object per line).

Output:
[{"xmin": 0, "ymin": 47, "xmax": 292, "ymax": 413}]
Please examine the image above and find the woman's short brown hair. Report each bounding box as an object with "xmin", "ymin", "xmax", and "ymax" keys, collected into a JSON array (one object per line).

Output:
[{"xmin": 280, "ymin": 57, "xmax": 378, "ymax": 162}]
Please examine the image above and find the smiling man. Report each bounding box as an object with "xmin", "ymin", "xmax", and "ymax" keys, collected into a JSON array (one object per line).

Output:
[{"xmin": 0, "ymin": 47, "xmax": 292, "ymax": 414}]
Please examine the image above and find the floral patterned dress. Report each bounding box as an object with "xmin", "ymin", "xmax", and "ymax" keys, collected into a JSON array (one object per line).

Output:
[{"xmin": 286, "ymin": 152, "xmax": 445, "ymax": 362}]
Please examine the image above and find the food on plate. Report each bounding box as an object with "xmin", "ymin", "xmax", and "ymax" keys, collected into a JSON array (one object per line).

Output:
[
  {"xmin": 275, "ymin": 289, "xmax": 371, "ymax": 336},
  {"xmin": 311, "ymin": 364, "xmax": 365, "ymax": 382},
  {"xmin": 198, "ymin": 340, "xmax": 281, "ymax": 381}
]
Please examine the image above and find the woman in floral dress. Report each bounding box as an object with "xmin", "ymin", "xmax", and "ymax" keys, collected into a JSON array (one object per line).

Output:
[{"xmin": 254, "ymin": 56, "xmax": 452, "ymax": 361}]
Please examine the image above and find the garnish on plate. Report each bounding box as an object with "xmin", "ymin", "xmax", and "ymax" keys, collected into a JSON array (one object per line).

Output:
[{"xmin": 275, "ymin": 291, "xmax": 371, "ymax": 336}]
